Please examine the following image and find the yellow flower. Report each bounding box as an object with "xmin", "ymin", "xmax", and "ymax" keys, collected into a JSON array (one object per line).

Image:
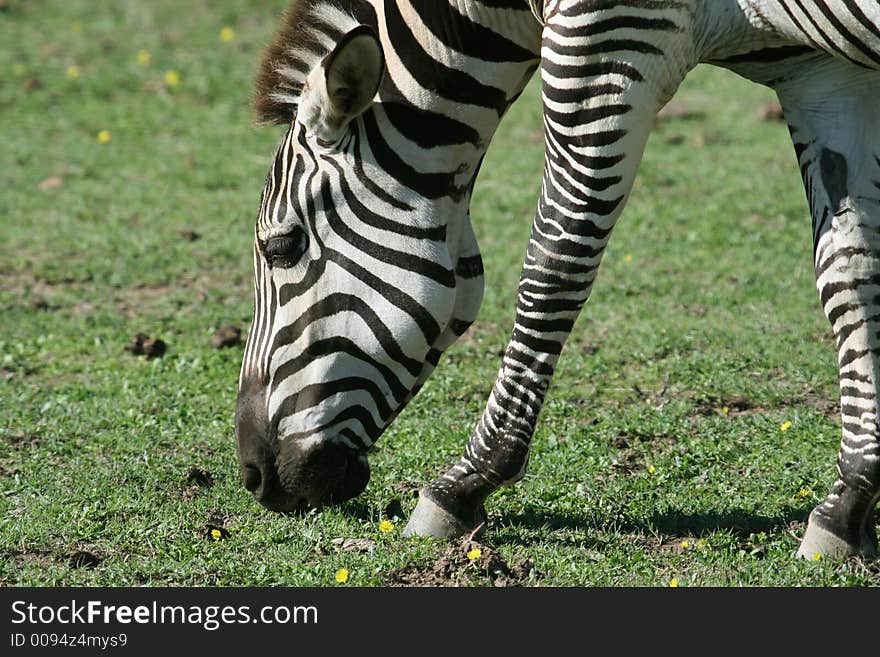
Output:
[
  {"xmin": 647, "ymin": 465, "xmax": 656, "ymax": 475},
  {"xmin": 721, "ymin": 406, "xmax": 729, "ymax": 415},
  {"xmin": 466, "ymin": 548, "xmax": 482, "ymax": 561},
  {"xmin": 219, "ymin": 26, "xmax": 236, "ymax": 42},
  {"xmin": 66, "ymin": 65, "xmax": 80, "ymax": 80},
  {"xmin": 623, "ymin": 254, "xmax": 633, "ymax": 263},
  {"xmin": 137, "ymin": 50, "xmax": 152, "ymax": 66},
  {"xmin": 796, "ymin": 488, "xmax": 811, "ymax": 500},
  {"xmin": 696, "ymin": 538, "xmax": 708, "ymax": 550},
  {"xmin": 96, "ymin": 130, "xmax": 111, "ymax": 143},
  {"xmin": 378, "ymin": 520, "xmax": 393, "ymax": 533},
  {"xmin": 164, "ymin": 69, "xmax": 181, "ymax": 87},
  {"xmin": 669, "ymin": 578, "xmax": 679, "ymax": 587},
  {"xmin": 210, "ymin": 528, "xmax": 222, "ymax": 541},
  {"xmin": 812, "ymin": 553, "xmax": 822, "ymax": 562},
  {"xmin": 681, "ymin": 540, "xmax": 689, "ymax": 550},
  {"xmin": 780, "ymin": 420, "xmax": 792, "ymax": 432},
  {"xmin": 335, "ymin": 568, "xmax": 349, "ymax": 583}
]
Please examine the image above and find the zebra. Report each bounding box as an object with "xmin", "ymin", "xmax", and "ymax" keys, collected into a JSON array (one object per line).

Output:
[{"xmin": 235, "ymin": 0, "xmax": 880, "ymax": 560}]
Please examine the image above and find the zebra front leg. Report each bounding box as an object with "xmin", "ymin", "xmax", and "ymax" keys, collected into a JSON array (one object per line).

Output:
[
  {"xmin": 405, "ymin": 8, "xmax": 696, "ymax": 538},
  {"xmin": 777, "ymin": 62, "xmax": 880, "ymax": 560}
]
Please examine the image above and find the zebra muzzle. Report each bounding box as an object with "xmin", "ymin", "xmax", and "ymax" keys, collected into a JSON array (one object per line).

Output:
[
  {"xmin": 236, "ymin": 381, "xmax": 370, "ymax": 511},
  {"xmin": 274, "ymin": 438, "xmax": 371, "ymax": 510},
  {"xmin": 239, "ymin": 437, "xmax": 370, "ymax": 512}
]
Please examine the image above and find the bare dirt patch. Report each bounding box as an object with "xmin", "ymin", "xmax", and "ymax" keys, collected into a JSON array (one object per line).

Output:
[
  {"xmin": 683, "ymin": 304, "xmax": 708, "ymax": 317},
  {"xmin": 694, "ymin": 394, "xmax": 759, "ymax": 417},
  {"xmin": 125, "ymin": 332, "xmax": 167, "ymax": 359},
  {"xmin": 693, "ymin": 391, "xmax": 838, "ymax": 422},
  {"xmin": 185, "ymin": 467, "xmax": 214, "ymax": 488},
  {"xmin": 211, "ymin": 325, "xmax": 242, "ymax": 349},
  {"xmin": 0, "ymin": 548, "xmax": 101, "ymax": 581},
  {"xmin": 68, "ymin": 550, "xmax": 100, "ymax": 570},
  {"xmin": 178, "ymin": 228, "xmax": 201, "ymax": 242},
  {"xmin": 611, "ymin": 431, "xmax": 680, "ymax": 474},
  {"xmin": 796, "ymin": 392, "xmax": 838, "ymax": 421},
  {"xmin": 390, "ymin": 480, "xmax": 422, "ymax": 497},
  {"xmin": 2, "ymin": 432, "xmax": 41, "ymax": 448},
  {"xmin": 610, "ymin": 450, "xmax": 643, "ymax": 474},
  {"xmin": 2, "ymin": 268, "xmax": 249, "ymax": 322},
  {"xmin": 38, "ymin": 176, "xmax": 64, "ymax": 191},
  {"xmin": 179, "ymin": 466, "xmax": 215, "ymax": 500},
  {"xmin": 387, "ymin": 538, "xmax": 537, "ymax": 587},
  {"xmin": 201, "ymin": 524, "xmax": 230, "ymax": 541},
  {"xmin": 0, "ymin": 550, "xmax": 56, "ymax": 581},
  {"xmin": 201, "ymin": 509, "xmax": 231, "ymax": 541}
]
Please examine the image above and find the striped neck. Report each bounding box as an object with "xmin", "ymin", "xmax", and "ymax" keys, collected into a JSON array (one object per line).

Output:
[
  {"xmin": 254, "ymin": 0, "xmax": 542, "ymax": 208},
  {"xmin": 368, "ymin": 0, "xmax": 541, "ymax": 205}
]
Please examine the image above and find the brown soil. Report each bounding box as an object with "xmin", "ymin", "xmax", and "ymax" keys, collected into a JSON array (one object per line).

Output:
[
  {"xmin": 611, "ymin": 450, "xmax": 642, "ymax": 474},
  {"xmin": 797, "ymin": 393, "xmax": 839, "ymax": 421},
  {"xmin": 2, "ymin": 432, "xmax": 40, "ymax": 447},
  {"xmin": 125, "ymin": 332, "xmax": 166, "ymax": 359},
  {"xmin": 611, "ymin": 431, "xmax": 679, "ymax": 474},
  {"xmin": 38, "ymin": 176, "xmax": 64, "ymax": 190},
  {"xmin": 68, "ymin": 550, "xmax": 100, "ymax": 569},
  {"xmin": 387, "ymin": 538, "xmax": 537, "ymax": 587},
  {"xmin": 0, "ymin": 548, "xmax": 104, "ymax": 581},
  {"xmin": 211, "ymin": 325, "xmax": 242, "ymax": 349},
  {"xmin": 178, "ymin": 467, "xmax": 215, "ymax": 500},
  {"xmin": 186, "ymin": 467, "xmax": 214, "ymax": 488},
  {"xmin": 198, "ymin": 508, "xmax": 233, "ymax": 541},
  {"xmin": 0, "ymin": 550, "xmax": 55, "ymax": 580},
  {"xmin": 390, "ymin": 480, "xmax": 422, "ymax": 496},
  {"xmin": 694, "ymin": 394, "xmax": 758, "ymax": 416},
  {"xmin": 1, "ymin": 268, "xmax": 249, "ymax": 323},
  {"xmin": 694, "ymin": 391, "xmax": 838, "ymax": 421},
  {"xmin": 202, "ymin": 524, "xmax": 230, "ymax": 541}
]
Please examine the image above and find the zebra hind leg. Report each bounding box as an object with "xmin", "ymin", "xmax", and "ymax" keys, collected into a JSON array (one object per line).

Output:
[{"xmin": 776, "ymin": 59, "xmax": 880, "ymax": 560}]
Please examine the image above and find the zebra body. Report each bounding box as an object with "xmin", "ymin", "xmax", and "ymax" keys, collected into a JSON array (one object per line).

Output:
[{"xmin": 236, "ymin": 0, "xmax": 880, "ymax": 558}]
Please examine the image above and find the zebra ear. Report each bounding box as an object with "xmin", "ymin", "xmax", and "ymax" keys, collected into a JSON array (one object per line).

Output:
[{"xmin": 298, "ymin": 25, "xmax": 384, "ymax": 144}]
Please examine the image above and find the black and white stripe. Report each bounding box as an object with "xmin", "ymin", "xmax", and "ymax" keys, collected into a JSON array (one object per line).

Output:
[{"xmin": 239, "ymin": 0, "xmax": 880, "ymax": 557}]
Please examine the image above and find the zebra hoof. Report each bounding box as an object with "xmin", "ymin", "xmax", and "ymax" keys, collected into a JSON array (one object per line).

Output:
[
  {"xmin": 796, "ymin": 510, "xmax": 878, "ymax": 560},
  {"xmin": 402, "ymin": 490, "xmax": 487, "ymax": 539}
]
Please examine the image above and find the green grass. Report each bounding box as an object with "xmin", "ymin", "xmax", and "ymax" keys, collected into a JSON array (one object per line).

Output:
[{"xmin": 1, "ymin": 0, "xmax": 877, "ymax": 587}]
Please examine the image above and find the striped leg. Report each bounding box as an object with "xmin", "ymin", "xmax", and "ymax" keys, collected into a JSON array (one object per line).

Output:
[
  {"xmin": 405, "ymin": 4, "xmax": 695, "ymax": 538},
  {"xmin": 778, "ymin": 60, "xmax": 880, "ymax": 559}
]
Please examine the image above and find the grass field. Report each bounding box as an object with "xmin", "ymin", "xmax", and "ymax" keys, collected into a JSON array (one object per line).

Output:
[{"xmin": 2, "ymin": 0, "xmax": 878, "ymax": 587}]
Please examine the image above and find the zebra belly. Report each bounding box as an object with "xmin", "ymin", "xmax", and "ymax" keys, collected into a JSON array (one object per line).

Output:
[{"xmin": 739, "ymin": 0, "xmax": 880, "ymax": 70}]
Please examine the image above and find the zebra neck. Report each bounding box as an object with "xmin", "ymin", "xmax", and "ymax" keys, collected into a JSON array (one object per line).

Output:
[
  {"xmin": 255, "ymin": 0, "xmax": 542, "ymax": 205},
  {"xmin": 365, "ymin": 0, "xmax": 542, "ymax": 200}
]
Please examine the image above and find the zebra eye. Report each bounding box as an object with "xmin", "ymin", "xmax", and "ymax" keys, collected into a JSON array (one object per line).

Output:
[{"xmin": 262, "ymin": 227, "xmax": 309, "ymax": 269}]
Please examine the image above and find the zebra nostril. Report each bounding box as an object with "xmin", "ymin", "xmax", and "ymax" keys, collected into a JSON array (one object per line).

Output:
[{"xmin": 242, "ymin": 465, "xmax": 262, "ymax": 492}]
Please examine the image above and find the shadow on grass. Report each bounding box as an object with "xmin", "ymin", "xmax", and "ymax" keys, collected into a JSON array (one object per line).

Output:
[{"xmin": 492, "ymin": 504, "xmax": 811, "ymax": 546}]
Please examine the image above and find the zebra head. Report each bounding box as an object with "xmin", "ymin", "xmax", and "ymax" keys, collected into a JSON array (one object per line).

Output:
[{"xmin": 236, "ymin": 15, "xmax": 485, "ymax": 513}]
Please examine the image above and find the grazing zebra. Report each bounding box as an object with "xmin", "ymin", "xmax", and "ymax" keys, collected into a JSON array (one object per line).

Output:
[{"xmin": 235, "ymin": 0, "xmax": 880, "ymax": 559}]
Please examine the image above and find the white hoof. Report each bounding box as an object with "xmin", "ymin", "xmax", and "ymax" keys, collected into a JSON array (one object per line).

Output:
[
  {"xmin": 402, "ymin": 491, "xmax": 485, "ymax": 539},
  {"xmin": 797, "ymin": 511, "xmax": 877, "ymax": 560}
]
